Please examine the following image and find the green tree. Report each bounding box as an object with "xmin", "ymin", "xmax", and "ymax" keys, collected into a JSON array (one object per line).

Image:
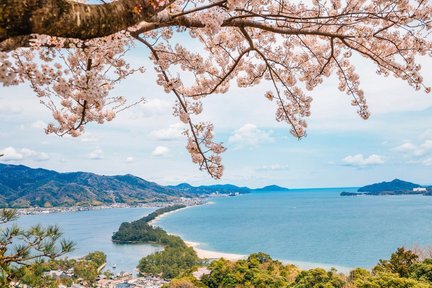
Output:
[
  {"xmin": 410, "ymin": 259, "xmax": 432, "ymax": 284},
  {"xmin": 164, "ymin": 277, "xmax": 200, "ymax": 288},
  {"xmin": 15, "ymin": 261, "xmax": 60, "ymax": 288},
  {"xmin": 352, "ymin": 272, "xmax": 429, "ymax": 288},
  {"xmin": 85, "ymin": 251, "xmax": 107, "ymax": 267},
  {"xmin": 290, "ymin": 268, "xmax": 346, "ymax": 288},
  {"xmin": 73, "ymin": 260, "xmax": 99, "ymax": 286},
  {"xmin": 374, "ymin": 247, "xmax": 420, "ymax": 278},
  {"xmin": 0, "ymin": 209, "xmax": 75, "ymax": 286},
  {"xmin": 138, "ymin": 244, "xmax": 199, "ymax": 279},
  {"xmin": 201, "ymin": 253, "xmax": 299, "ymax": 288}
]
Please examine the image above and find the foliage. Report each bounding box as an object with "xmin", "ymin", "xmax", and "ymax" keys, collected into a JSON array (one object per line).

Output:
[
  {"xmin": 15, "ymin": 251, "xmax": 107, "ymax": 287},
  {"xmin": 164, "ymin": 276, "xmax": 203, "ymax": 288},
  {"xmin": 291, "ymin": 268, "xmax": 346, "ymax": 288},
  {"xmin": 351, "ymin": 271, "xmax": 430, "ymax": 288},
  {"xmin": 112, "ymin": 206, "xmax": 200, "ymax": 279},
  {"xmin": 0, "ymin": 209, "xmax": 74, "ymax": 285},
  {"xmin": 2, "ymin": 1, "xmax": 432, "ymax": 178},
  {"xmin": 15, "ymin": 262, "xmax": 62, "ymax": 288},
  {"xmin": 170, "ymin": 248, "xmax": 432, "ymax": 288},
  {"xmin": 201, "ymin": 253, "xmax": 299, "ymax": 288},
  {"xmin": 138, "ymin": 243, "xmax": 200, "ymax": 279},
  {"xmin": 374, "ymin": 247, "xmax": 420, "ymax": 277},
  {"xmin": 73, "ymin": 260, "xmax": 99, "ymax": 285},
  {"xmin": 347, "ymin": 248, "xmax": 432, "ymax": 287},
  {"xmin": 85, "ymin": 251, "xmax": 107, "ymax": 267},
  {"xmin": 141, "ymin": 205, "xmax": 187, "ymax": 223},
  {"xmin": 112, "ymin": 205, "xmax": 186, "ymax": 244},
  {"xmin": 410, "ymin": 259, "xmax": 432, "ymax": 283}
]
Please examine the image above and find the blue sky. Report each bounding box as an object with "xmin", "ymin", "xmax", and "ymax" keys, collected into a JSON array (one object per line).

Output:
[{"xmin": 1, "ymin": 44, "xmax": 432, "ymax": 188}]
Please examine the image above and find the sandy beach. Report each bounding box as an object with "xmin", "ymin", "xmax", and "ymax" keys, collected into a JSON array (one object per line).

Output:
[
  {"xmin": 148, "ymin": 205, "xmax": 193, "ymax": 226},
  {"xmin": 185, "ymin": 241, "xmax": 246, "ymax": 261},
  {"xmin": 184, "ymin": 240, "xmax": 352, "ymax": 273}
]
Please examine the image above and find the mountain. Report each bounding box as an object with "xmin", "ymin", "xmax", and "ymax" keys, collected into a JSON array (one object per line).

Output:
[
  {"xmin": 253, "ymin": 185, "xmax": 289, "ymax": 192},
  {"xmin": 358, "ymin": 179, "xmax": 422, "ymax": 194},
  {"xmin": 341, "ymin": 179, "xmax": 429, "ymax": 196},
  {"xmin": 167, "ymin": 183, "xmax": 290, "ymax": 194},
  {"xmin": 0, "ymin": 164, "xmax": 187, "ymax": 208},
  {"xmin": 0, "ymin": 163, "xmax": 292, "ymax": 208}
]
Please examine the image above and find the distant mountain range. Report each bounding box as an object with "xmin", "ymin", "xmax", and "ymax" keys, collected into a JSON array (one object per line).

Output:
[
  {"xmin": 168, "ymin": 183, "xmax": 289, "ymax": 194},
  {"xmin": 0, "ymin": 164, "xmax": 289, "ymax": 208},
  {"xmin": 341, "ymin": 179, "xmax": 431, "ymax": 196}
]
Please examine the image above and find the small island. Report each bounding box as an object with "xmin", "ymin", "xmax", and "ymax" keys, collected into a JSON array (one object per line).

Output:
[{"xmin": 341, "ymin": 179, "xmax": 431, "ymax": 196}]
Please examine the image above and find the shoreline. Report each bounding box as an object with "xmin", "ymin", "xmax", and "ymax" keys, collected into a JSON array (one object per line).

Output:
[
  {"xmin": 184, "ymin": 240, "xmax": 353, "ymax": 274},
  {"xmin": 185, "ymin": 240, "xmax": 246, "ymax": 261},
  {"xmin": 148, "ymin": 205, "xmax": 194, "ymax": 226},
  {"xmin": 14, "ymin": 199, "xmax": 205, "ymax": 216},
  {"xmin": 151, "ymin": 203, "xmax": 354, "ymax": 274}
]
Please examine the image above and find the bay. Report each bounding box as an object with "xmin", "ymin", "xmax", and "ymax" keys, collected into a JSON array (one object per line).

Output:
[
  {"xmin": 156, "ymin": 188, "xmax": 432, "ymax": 270},
  {"xmin": 14, "ymin": 207, "xmax": 162, "ymax": 273},
  {"xmin": 13, "ymin": 188, "xmax": 432, "ymax": 274}
]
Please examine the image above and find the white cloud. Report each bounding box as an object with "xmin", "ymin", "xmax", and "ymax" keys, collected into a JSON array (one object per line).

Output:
[
  {"xmin": 256, "ymin": 164, "xmax": 290, "ymax": 171},
  {"xmin": 89, "ymin": 149, "xmax": 104, "ymax": 160},
  {"xmin": 152, "ymin": 146, "xmax": 170, "ymax": 157},
  {"xmin": 422, "ymin": 157, "xmax": 432, "ymax": 166},
  {"xmin": 0, "ymin": 105, "xmax": 22, "ymax": 115},
  {"xmin": 394, "ymin": 142, "xmax": 416, "ymax": 153},
  {"xmin": 80, "ymin": 133, "xmax": 99, "ymax": 143},
  {"xmin": 342, "ymin": 154, "xmax": 385, "ymax": 168},
  {"xmin": 0, "ymin": 147, "xmax": 49, "ymax": 162},
  {"xmin": 419, "ymin": 129, "xmax": 432, "ymax": 140},
  {"xmin": 126, "ymin": 156, "xmax": 134, "ymax": 163},
  {"xmin": 392, "ymin": 131, "xmax": 432, "ymax": 167},
  {"xmin": 228, "ymin": 124, "xmax": 274, "ymax": 148},
  {"xmin": 393, "ymin": 137, "xmax": 432, "ymax": 158},
  {"xmin": 419, "ymin": 140, "xmax": 432, "ymax": 153},
  {"xmin": 31, "ymin": 120, "xmax": 47, "ymax": 130},
  {"xmin": 150, "ymin": 123, "xmax": 184, "ymax": 141},
  {"xmin": 139, "ymin": 99, "xmax": 172, "ymax": 116}
]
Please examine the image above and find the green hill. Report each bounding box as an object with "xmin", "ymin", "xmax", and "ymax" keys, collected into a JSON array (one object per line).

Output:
[
  {"xmin": 0, "ymin": 164, "xmax": 188, "ymax": 208},
  {"xmin": 358, "ymin": 179, "xmax": 423, "ymax": 194}
]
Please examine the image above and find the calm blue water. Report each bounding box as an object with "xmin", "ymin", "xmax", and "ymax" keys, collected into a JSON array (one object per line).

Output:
[
  {"xmin": 15, "ymin": 207, "xmax": 162, "ymax": 273},
  {"xmin": 13, "ymin": 189, "xmax": 432, "ymax": 273},
  {"xmin": 156, "ymin": 188, "xmax": 432, "ymax": 270}
]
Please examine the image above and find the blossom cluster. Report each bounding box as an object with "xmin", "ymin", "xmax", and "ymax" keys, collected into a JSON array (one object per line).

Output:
[
  {"xmin": 1, "ymin": 0, "xmax": 432, "ymax": 178},
  {"xmin": 2, "ymin": 33, "xmax": 144, "ymax": 136}
]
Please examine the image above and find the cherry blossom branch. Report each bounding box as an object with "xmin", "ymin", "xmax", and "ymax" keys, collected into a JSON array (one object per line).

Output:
[{"xmin": 135, "ymin": 34, "xmax": 225, "ymax": 179}]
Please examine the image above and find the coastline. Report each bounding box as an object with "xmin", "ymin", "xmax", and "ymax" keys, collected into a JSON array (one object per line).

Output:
[
  {"xmin": 14, "ymin": 198, "xmax": 205, "ymax": 216},
  {"xmin": 151, "ymin": 202, "xmax": 354, "ymax": 274},
  {"xmin": 148, "ymin": 203, "xmax": 246, "ymax": 262},
  {"xmin": 184, "ymin": 240, "xmax": 352, "ymax": 273},
  {"xmin": 185, "ymin": 240, "xmax": 246, "ymax": 261},
  {"xmin": 148, "ymin": 205, "xmax": 195, "ymax": 226}
]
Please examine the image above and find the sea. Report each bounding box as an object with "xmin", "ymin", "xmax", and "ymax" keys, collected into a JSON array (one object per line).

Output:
[
  {"xmin": 14, "ymin": 188, "xmax": 432, "ymax": 273},
  {"xmin": 15, "ymin": 207, "xmax": 161, "ymax": 273}
]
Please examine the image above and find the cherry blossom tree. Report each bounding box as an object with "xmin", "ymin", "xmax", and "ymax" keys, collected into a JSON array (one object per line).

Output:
[{"xmin": 1, "ymin": 0, "xmax": 431, "ymax": 179}]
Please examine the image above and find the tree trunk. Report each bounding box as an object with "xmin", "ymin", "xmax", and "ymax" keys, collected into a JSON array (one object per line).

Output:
[{"xmin": 0, "ymin": 0, "xmax": 172, "ymax": 42}]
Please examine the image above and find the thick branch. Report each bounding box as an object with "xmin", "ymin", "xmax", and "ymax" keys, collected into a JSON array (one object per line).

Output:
[{"xmin": 0, "ymin": 0, "xmax": 173, "ymax": 42}]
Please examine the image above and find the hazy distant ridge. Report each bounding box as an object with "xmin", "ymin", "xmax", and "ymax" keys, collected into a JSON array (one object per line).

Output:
[{"xmin": 168, "ymin": 183, "xmax": 289, "ymax": 194}]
